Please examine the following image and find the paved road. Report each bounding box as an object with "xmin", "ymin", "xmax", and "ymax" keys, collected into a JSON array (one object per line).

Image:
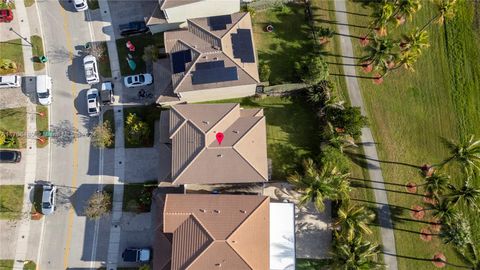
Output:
[
  {"xmin": 332, "ymin": 1, "xmax": 399, "ymax": 269},
  {"xmin": 34, "ymin": 1, "xmax": 109, "ymax": 269}
]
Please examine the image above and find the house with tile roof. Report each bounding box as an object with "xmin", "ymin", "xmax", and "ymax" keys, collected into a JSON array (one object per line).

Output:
[
  {"xmin": 156, "ymin": 12, "xmax": 259, "ymax": 104},
  {"xmin": 162, "ymin": 103, "xmax": 268, "ymax": 184},
  {"xmin": 153, "ymin": 194, "xmax": 296, "ymax": 270},
  {"xmin": 147, "ymin": 0, "xmax": 240, "ymax": 34}
]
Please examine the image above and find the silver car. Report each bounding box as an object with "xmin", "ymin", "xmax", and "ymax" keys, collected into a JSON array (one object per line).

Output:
[{"xmin": 41, "ymin": 184, "xmax": 57, "ymax": 215}]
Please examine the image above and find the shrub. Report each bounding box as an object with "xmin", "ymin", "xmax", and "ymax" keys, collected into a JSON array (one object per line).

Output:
[
  {"xmin": 295, "ymin": 55, "xmax": 329, "ymax": 85},
  {"xmin": 241, "ymin": 5, "xmax": 256, "ymax": 18},
  {"xmin": 324, "ymin": 106, "xmax": 368, "ymax": 139},
  {"xmin": 0, "ymin": 59, "xmax": 17, "ymax": 72},
  {"xmin": 91, "ymin": 121, "xmax": 113, "ymax": 148},
  {"xmin": 3, "ymin": 133, "xmax": 18, "ymax": 147},
  {"xmin": 0, "ymin": 130, "xmax": 5, "ymax": 145},
  {"xmin": 317, "ymin": 26, "xmax": 335, "ymax": 38},
  {"xmin": 259, "ymin": 62, "xmax": 271, "ymax": 82},
  {"xmin": 84, "ymin": 191, "xmax": 112, "ymax": 219},
  {"xmin": 142, "ymin": 45, "xmax": 160, "ymax": 62},
  {"xmin": 318, "ymin": 145, "xmax": 350, "ymax": 174},
  {"xmin": 125, "ymin": 112, "xmax": 150, "ymax": 145}
]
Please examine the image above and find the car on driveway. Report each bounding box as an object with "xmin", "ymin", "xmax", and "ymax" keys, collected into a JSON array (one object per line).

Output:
[
  {"xmin": 100, "ymin": 81, "xmax": 114, "ymax": 105},
  {"xmin": 83, "ymin": 55, "xmax": 100, "ymax": 84},
  {"xmin": 0, "ymin": 9, "xmax": 13, "ymax": 23},
  {"xmin": 0, "ymin": 150, "xmax": 21, "ymax": 163},
  {"xmin": 0, "ymin": 75, "xmax": 21, "ymax": 88},
  {"xmin": 73, "ymin": 0, "xmax": 88, "ymax": 11},
  {"xmin": 119, "ymin": 21, "xmax": 149, "ymax": 37},
  {"xmin": 41, "ymin": 184, "xmax": 57, "ymax": 215},
  {"xmin": 86, "ymin": 88, "xmax": 100, "ymax": 117},
  {"xmin": 36, "ymin": 75, "xmax": 52, "ymax": 105},
  {"xmin": 124, "ymin": 73, "xmax": 153, "ymax": 88},
  {"xmin": 122, "ymin": 247, "xmax": 151, "ymax": 262}
]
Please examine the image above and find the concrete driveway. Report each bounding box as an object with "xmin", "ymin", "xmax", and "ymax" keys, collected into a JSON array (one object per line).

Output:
[{"xmin": 123, "ymin": 144, "xmax": 170, "ymax": 183}]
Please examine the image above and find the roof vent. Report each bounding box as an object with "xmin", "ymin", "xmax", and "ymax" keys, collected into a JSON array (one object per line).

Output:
[
  {"xmin": 214, "ymin": 209, "xmax": 221, "ymax": 213},
  {"xmin": 202, "ymin": 120, "xmax": 210, "ymax": 124},
  {"xmin": 232, "ymin": 130, "xmax": 239, "ymax": 134},
  {"xmin": 217, "ymin": 154, "xmax": 223, "ymax": 158},
  {"xmin": 240, "ymin": 210, "xmax": 247, "ymax": 214},
  {"xmin": 199, "ymin": 209, "xmax": 207, "ymax": 213},
  {"xmin": 213, "ymin": 57, "xmax": 218, "ymax": 60},
  {"xmin": 215, "ymin": 263, "xmax": 222, "ymax": 267}
]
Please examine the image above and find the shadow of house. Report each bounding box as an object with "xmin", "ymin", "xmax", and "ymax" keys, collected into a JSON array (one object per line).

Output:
[
  {"xmin": 21, "ymin": 76, "xmax": 38, "ymax": 104},
  {"xmin": 67, "ymin": 54, "xmax": 88, "ymax": 84}
]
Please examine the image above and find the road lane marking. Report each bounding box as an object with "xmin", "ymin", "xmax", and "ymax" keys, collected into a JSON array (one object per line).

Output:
[{"xmin": 59, "ymin": 6, "xmax": 80, "ymax": 270}]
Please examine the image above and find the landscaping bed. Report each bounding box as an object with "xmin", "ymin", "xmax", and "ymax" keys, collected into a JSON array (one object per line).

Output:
[
  {"xmin": 102, "ymin": 109, "xmax": 115, "ymax": 148},
  {"xmin": 123, "ymin": 105, "xmax": 163, "ymax": 148},
  {"xmin": 0, "ymin": 38, "xmax": 24, "ymax": 75},
  {"xmin": 0, "ymin": 185, "xmax": 24, "ymax": 220},
  {"xmin": 123, "ymin": 181, "xmax": 157, "ymax": 212},
  {"xmin": 36, "ymin": 105, "xmax": 48, "ymax": 148},
  {"xmin": 116, "ymin": 33, "xmax": 164, "ymax": 76},
  {"xmin": 0, "ymin": 107, "xmax": 27, "ymax": 149}
]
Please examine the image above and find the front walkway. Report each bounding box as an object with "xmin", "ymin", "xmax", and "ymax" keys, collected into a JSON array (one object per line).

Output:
[{"xmin": 332, "ymin": 1, "xmax": 398, "ymax": 269}]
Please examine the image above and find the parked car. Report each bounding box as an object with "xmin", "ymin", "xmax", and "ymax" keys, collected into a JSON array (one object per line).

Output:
[
  {"xmin": 36, "ymin": 75, "xmax": 52, "ymax": 105},
  {"xmin": 0, "ymin": 150, "xmax": 21, "ymax": 163},
  {"xmin": 41, "ymin": 184, "xmax": 57, "ymax": 215},
  {"xmin": 83, "ymin": 55, "xmax": 100, "ymax": 84},
  {"xmin": 0, "ymin": 75, "xmax": 21, "ymax": 88},
  {"xmin": 0, "ymin": 9, "xmax": 13, "ymax": 23},
  {"xmin": 73, "ymin": 0, "xmax": 88, "ymax": 11},
  {"xmin": 86, "ymin": 88, "xmax": 100, "ymax": 117},
  {"xmin": 122, "ymin": 247, "xmax": 151, "ymax": 262},
  {"xmin": 124, "ymin": 73, "xmax": 153, "ymax": 88},
  {"xmin": 119, "ymin": 21, "xmax": 149, "ymax": 37},
  {"xmin": 100, "ymin": 81, "xmax": 114, "ymax": 105}
]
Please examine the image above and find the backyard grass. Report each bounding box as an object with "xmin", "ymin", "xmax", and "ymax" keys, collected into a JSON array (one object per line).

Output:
[
  {"xmin": 0, "ymin": 107, "xmax": 27, "ymax": 149},
  {"xmin": 323, "ymin": 1, "xmax": 480, "ymax": 269},
  {"xmin": 206, "ymin": 95, "xmax": 320, "ymax": 180},
  {"xmin": 116, "ymin": 33, "xmax": 164, "ymax": 76},
  {"xmin": 252, "ymin": 3, "xmax": 314, "ymax": 85},
  {"xmin": 0, "ymin": 38, "xmax": 24, "ymax": 75},
  {"xmin": 36, "ymin": 105, "xmax": 48, "ymax": 148},
  {"xmin": 123, "ymin": 181, "xmax": 157, "ymax": 212},
  {"xmin": 103, "ymin": 109, "xmax": 115, "ymax": 148},
  {"xmin": 0, "ymin": 185, "xmax": 24, "ymax": 220},
  {"xmin": 123, "ymin": 105, "xmax": 163, "ymax": 148}
]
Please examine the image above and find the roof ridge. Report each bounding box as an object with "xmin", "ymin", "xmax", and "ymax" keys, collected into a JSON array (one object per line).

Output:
[
  {"xmin": 218, "ymin": 12, "xmax": 248, "ymax": 39},
  {"xmin": 169, "ymin": 109, "xmax": 187, "ymax": 138},
  {"xmin": 206, "ymin": 103, "xmax": 240, "ymax": 133},
  {"xmin": 225, "ymin": 196, "xmax": 269, "ymax": 240},
  {"xmin": 172, "ymin": 145, "xmax": 206, "ymax": 184},
  {"xmin": 172, "ymin": 42, "xmax": 203, "ymax": 94},
  {"xmin": 221, "ymin": 50, "xmax": 258, "ymax": 83},
  {"xmin": 187, "ymin": 18, "xmax": 221, "ymax": 45}
]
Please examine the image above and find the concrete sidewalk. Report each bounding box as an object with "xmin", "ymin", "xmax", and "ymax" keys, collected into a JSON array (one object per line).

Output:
[{"xmin": 333, "ymin": 1, "xmax": 399, "ymax": 269}]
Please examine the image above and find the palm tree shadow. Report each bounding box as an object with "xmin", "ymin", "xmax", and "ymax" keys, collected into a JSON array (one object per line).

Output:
[
  {"xmin": 382, "ymin": 252, "xmax": 471, "ymax": 269},
  {"xmin": 350, "ymin": 180, "xmax": 424, "ymax": 197},
  {"xmin": 344, "ymin": 151, "xmax": 422, "ymax": 170}
]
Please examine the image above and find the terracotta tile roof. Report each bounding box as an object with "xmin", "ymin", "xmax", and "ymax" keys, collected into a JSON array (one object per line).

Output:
[
  {"xmin": 168, "ymin": 103, "xmax": 268, "ymax": 184},
  {"xmin": 164, "ymin": 12, "xmax": 259, "ymax": 94},
  {"xmin": 161, "ymin": 194, "xmax": 270, "ymax": 270}
]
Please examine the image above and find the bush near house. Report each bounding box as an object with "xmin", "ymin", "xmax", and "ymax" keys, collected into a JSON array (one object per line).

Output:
[{"xmin": 0, "ymin": 39, "xmax": 24, "ymax": 75}]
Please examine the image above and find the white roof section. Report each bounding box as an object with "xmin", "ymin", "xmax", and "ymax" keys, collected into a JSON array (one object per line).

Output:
[{"xmin": 269, "ymin": 203, "xmax": 295, "ymax": 270}]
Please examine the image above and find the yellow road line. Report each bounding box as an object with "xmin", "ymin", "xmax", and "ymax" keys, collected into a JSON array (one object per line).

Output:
[{"xmin": 59, "ymin": 6, "xmax": 79, "ymax": 270}]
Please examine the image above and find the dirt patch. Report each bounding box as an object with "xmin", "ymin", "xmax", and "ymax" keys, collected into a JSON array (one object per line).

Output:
[
  {"xmin": 432, "ymin": 252, "xmax": 447, "ymax": 268},
  {"xmin": 420, "ymin": 227, "xmax": 432, "ymax": 242},
  {"xmin": 410, "ymin": 205, "xmax": 425, "ymax": 220}
]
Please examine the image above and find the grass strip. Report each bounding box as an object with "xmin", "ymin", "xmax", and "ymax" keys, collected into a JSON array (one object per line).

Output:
[{"xmin": 0, "ymin": 185, "xmax": 24, "ymax": 220}]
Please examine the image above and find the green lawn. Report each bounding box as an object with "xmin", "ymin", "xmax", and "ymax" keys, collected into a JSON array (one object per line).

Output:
[
  {"xmin": 116, "ymin": 33, "xmax": 164, "ymax": 76},
  {"xmin": 0, "ymin": 185, "xmax": 24, "ymax": 220},
  {"xmin": 328, "ymin": 1, "xmax": 480, "ymax": 269},
  {"xmin": 296, "ymin": 258, "xmax": 331, "ymax": 270},
  {"xmin": 0, "ymin": 107, "xmax": 27, "ymax": 149},
  {"xmin": 96, "ymin": 41, "xmax": 111, "ymax": 78},
  {"xmin": 123, "ymin": 181, "xmax": 157, "ymax": 212},
  {"xmin": 103, "ymin": 109, "xmax": 115, "ymax": 148},
  {"xmin": 31, "ymin": 35, "xmax": 45, "ymax": 70},
  {"xmin": 36, "ymin": 105, "xmax": 48, "ymax": 148},
  {"xmin": 0, "ymin": 260, "xmax": 13, "ymax": 269},
  {"xmin": 23, "ymin": 261, "xmax": 36, "ymax": 270},
  {"xmin": 24, "ymin": 0, "xmax": 35, "ymax": 7},
  {"xmin": 206, "ymin": 95, "xmax": 320, "ymax": 180},
  {"xmin": 0, "ymin": 38, "xmax": 24, "ymax": 75},
  {"xmin": 123, "ymin": 105, "xmax": 164, "ymax": 148},
  {"xmin": 252, "ymin": 3, "xmax": 314, "ymax": 85}
]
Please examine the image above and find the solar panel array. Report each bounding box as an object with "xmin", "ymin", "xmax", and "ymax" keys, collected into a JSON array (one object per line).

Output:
[
  {"xmin": 171, "ymin": 50, "xmax": 192, "ymax": 74},
  {"xmin": 192, "ymin": 61, "xmax": 238, "ymax": 85},
  {"xmin": 231, "ymin": 29, "xmax": 255, "ymax": 63},
  {"xmin": 208, "ymin": 15, "xmax": 232, "ymax": 31}
]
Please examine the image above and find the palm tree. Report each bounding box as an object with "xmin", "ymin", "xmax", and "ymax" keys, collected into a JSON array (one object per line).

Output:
[
  {"xmin": 334, "ymin": 203, "xmax": 375, "ymax": 241},
  {"xmin": 420, "ymin": 0, "xmax": 457, "ymax": 31},
  {"xmin": 288, "ymin": 159, "xmax": 350, "ymax": 212},
  {"xmin": 446, "ymin": 183, "xmax": 480, "ymax": 209},
  {"xmin": 440, "ymin": 213, "xmax": 472, "ymax": 247},
  {"xmin": 361, "ymin": 37, "xmax": 397, "ymax": 78},
  {"xmin": 400, "ymin": 29, "xmax": 429, "ymax": 53},
  {"xmin": 441, "ymin": 135, "xmax": 480, "ymax": 175},
  {"xmin": 306, "ymin": 80, "xmax": 335, "ymax": 105},
  {"xmin": 369, "ymin": 0, "xmax": 396, "ymax": 36},
  {"xmin": 422, "ymin": 173, "xmax": 450, "ymax": 199},
  {"xmin": 427, "ymin": 199, "xmax": 456, "ymax": 223},
  {"xmin": 330, "ymin": 233, "xmax": 381, "ymax": 270},
  {"xmin": 392, "ymin": 0, "xmax": 422, "ymax": 25}
]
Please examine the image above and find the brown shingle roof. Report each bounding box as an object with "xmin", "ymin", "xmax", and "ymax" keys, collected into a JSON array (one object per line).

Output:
[
  {"xmin": 161, "ymin": 194, "xmax": 270, "ymax": 270},
  {"xmin": 168, "ymin": 103, "xmax": 268, "ymax": 184},
  {"xmin": 160, "ymin": 0, "xmax": 203, "ymax": 9},
  {"xmin": 164, "ymin": 12, "xmax": 259, "ymax": 94}
]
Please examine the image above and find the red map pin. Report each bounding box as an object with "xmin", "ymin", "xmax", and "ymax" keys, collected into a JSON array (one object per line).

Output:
[{"xmin": 216, "ymin": 132, "xmax": 224, "ymax": 145}]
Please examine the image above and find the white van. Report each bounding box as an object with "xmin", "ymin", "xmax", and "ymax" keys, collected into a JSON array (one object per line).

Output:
[
  {"xmin": 0, "ymin": 75, "xmax": 21, "ymax": 88},
  {"xmin": 36, "ymin": 75, "xmax": 52, "ymax": 105}
]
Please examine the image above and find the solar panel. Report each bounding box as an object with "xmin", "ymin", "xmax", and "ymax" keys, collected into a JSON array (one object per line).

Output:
[
  {"xmin": 192, "ymin": 66, "xmax": 238, "ymax": 85},
  {"xmin": 208, "ymin": 15, "xmax": 232, "ymax": 31},
  {"xmin": 195, "ymin": 60, "xmax": 225, "ymax": 70},
  {"xmin": 231, "ymin": 29, "xmax": 255, "ymax": 63},
  {"xmin": 171, "ymin": 50, "xmax": 192, "ymax": 74}
]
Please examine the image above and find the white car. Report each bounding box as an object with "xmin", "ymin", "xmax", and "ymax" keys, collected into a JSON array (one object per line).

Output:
[
  {"xmin": 36, "ymin": 75, "xmax": 52, "ymax": 105},
  {"xmin": 83, "ymin": 55, "xmax": 100, "ymax": 84},
  {"xmin": 41, "ymin": 184, "xmax": 57, "ymax": 215},
  {"xmin": 86, "ymin": 88, "xmax": 100, "ymax": 117},
  {"xmin": 0, "ymin": 75, "xmax": 21, "ymax": 88},
  {"xmin": 124, "ymin": 73, "xmax": 153, "ymax": 88},
  {"xmin": 73, "ymin": 0, "xmax": 88, "ymax": 11}
]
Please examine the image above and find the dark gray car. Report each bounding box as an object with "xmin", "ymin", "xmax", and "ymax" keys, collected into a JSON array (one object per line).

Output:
[{"xmin": 0, "ymin": 150, "xmax": 21, "ymax": 163}]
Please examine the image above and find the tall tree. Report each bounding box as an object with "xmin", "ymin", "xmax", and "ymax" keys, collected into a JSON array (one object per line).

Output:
[
  {"xmin": 441, "ymin": 135, "xmax": 480, "ymax": 175},
  {"xmin": 422, "ymin": 173, "xmax": 449, "ymax": 199},
  {"xmin": 361, "ymin": 37, "xmax": 397, "ymax": 75},
  {"xmin": 369, "ymin": 0, "xmax": 396, "ymax": 36},
  {"xmin": 330, "ymin": 233, "xmax": 381, "ymax": 270},
  {"xmin": 428, "ymin": 199, "xmax": 456, "ymax": 223},
  {"xmin": 420, "ymin": 0, "xmax": 458, "ymax": 31},
  {"xmin": 334, "ymin": 203, "xmax": 375, "ymax": 241},
  {"xmin": 392, "ymin": 0, "xmax": 422, "ymax": 25},
  {"xmin": 446, "ymin": 183, "xmax": 480, "ymax": 209},
  {"xmin": 288, "ymin": 159, "xmax": 350, "ymax": 212}
]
